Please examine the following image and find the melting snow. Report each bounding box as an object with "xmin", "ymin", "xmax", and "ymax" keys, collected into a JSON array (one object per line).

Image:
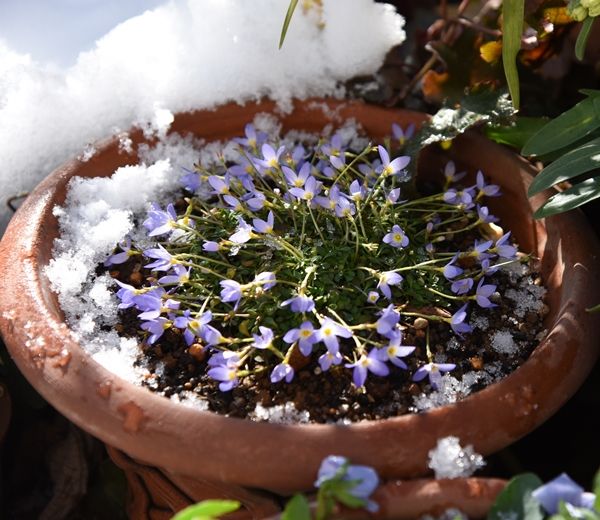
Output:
[
  {"xmin": 428, "ymin": 436, "xmax": 485, "ymax": 479},
  {"xmin": 0, "ymin": 0, "xmax": 405, "ymax": 233}
]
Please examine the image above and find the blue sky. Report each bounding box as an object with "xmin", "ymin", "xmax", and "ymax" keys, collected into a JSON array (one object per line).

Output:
[{"xmin": 0, "ymin": 0, "xmax": 165, "ymax": 66}]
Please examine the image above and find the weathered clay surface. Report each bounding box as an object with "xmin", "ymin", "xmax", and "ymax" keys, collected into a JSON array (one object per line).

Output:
[{"xmin": 0, "ymin": 99, "xmax": 598, "ymax": 495}]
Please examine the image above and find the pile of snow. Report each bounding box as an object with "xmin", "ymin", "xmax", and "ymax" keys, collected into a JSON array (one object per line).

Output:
[
  {"xmin": 249, "ymin": 402, "xmax": 311, "ymax": 424},
  {"xmin": 0, "ymin": 0, "xmax": 405, "ymax": 233},
  {"xmin": 428, "ymin": 436, "xmax": 485, "ymax": 479}
]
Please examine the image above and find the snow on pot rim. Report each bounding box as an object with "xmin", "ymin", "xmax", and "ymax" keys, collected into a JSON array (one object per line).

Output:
[{"xmin": 0, "ymin": 99, "xmax": 598, "ymax": 493}]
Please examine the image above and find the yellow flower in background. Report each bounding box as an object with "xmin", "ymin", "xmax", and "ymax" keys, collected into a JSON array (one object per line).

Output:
[{"xmin": 480, "ymin": 40, "xmax": 503, "ymax": 64}]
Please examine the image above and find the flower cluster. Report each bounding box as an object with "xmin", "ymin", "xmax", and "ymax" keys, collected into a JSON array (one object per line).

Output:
[{"xmin": 105, "ymin": 121, "xmax": 522, "ymax": 394}]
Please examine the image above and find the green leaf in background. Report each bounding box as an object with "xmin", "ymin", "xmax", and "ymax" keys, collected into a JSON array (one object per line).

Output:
[
  {"xmin": 575, "ymin": 16, "xmax": 595, "ymax": 61},
  {"xmin": 282, "ymin": 494, "xmax": 311, "ymax": 520},
  {"xmin": 172, "ymin": 500, "xmax": 241, "ymax": 520},
  {"xmin": 522, "ymin": 95, "xmax": 600, "ymax": 156},
  {"xmin": 534, "ymin": 176, "xmax": 600, "ymax": 218},
  {"xmin": 487, "ymin": 473, "xmax": 544, "ymax": 520},
  {"xmin": 594, "ymin": 468, "xmax": 600, "ymax": 511},
  {"xmin": 485, "ymin": 117, "xmax": 548, "ymax": 149},
  {"xmin": 502, "ymin": 0, "xmax": 525, "ymax": 110},
  {"xmin": 279, "ymin": 0, "xmax": 299, "ymax": 49},
  {"xmin": 528, "ymin": 137, "xmax": 600, "ymax": 196}
]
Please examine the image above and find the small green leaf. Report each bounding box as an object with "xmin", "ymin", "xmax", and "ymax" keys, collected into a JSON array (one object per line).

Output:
[
  {"xmin": 534, "ymin": 177, "xmax": 600, "ymax": 218},
  {"xmin": 502, "ymin": 0, "xmax": 525, "ymax": 110},
  {"xmin": 333, "ymin": 489, "xmax": 367, "ymax": 509},
  {"xmin": 528, "ymin": 137, "xmax": 600, "ymax": 196},
  {"xmin": 594, "ymin": 468, "xmax": 600, "ymax": 511},
  {"xmin": 485, "ymin": 117, "xmax": 548, "ymax": 149},
  {"xmin": 487, "ymin": 473, "xmax": 544, "ymax": 520},
  {"xmin": 576, "ymin": 17, "xmax": 595, "ymax": 61},
  {"xmin": 279, "ymin": 0, "xmax": 299, "ymax": 49},
  {"xmin": 172, "ymin": 500, "xmax": 241, "ymax": 520},
  {"xmin": 522, "ymin": 97, "xmax": 600, "ymax": 156},
  {"xmin": 579, "ymin": 89, "xmax": 600, "ymax": 98},
  {"xmin": 587, "ymin": 303, "xmax": 600, "ymax": 312},
  {"xmin": 282, "ymin": 494, "xmax": 311, "ymax": 520}
]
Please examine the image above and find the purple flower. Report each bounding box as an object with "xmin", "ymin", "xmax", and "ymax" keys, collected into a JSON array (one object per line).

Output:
[
  {"xmin": 289, "ymin": 176, "xmax": 321, "ymax": 202},
  {"xmin": 481, "ymin": 258, "xmax": 500, "ymax": 276},
  {"xmin": 376, "ymin": 304, "xmax": 400, "ymax": 336},
  {"xmin": 173, "ymin": 310, "xmax": 212, "ymax": 346},
  {"xmin": 477, "ymin": 205, "xmax": 499, "ymax": 224},
  {"xmin": 208, "ymin": 175, "xmax": 230, "ymax": 195},
  {"xmin": 315, "ymin": 456, "xmax": 380, "ymax": 513},
  {"xmin": 252, "ymin": 210, "xmax": 274, "ymax": 234},
  {"xmin": 229, "ymin": 217, "xmax": 254, "ymax": 244},
  {"xmin": 281, "ymin": 294, "xmax": 315, "ymax": 313},
  {"xmin": 255, "ymin": 143, "xmax": 285, "ymax": 171},
  {"xmin": 201, "ymin": 325, "xmax": 223, "ymax": 346},
  {"xmin": 451, "ymin": 277, "xmax": 474, "ymax": 295},
  {"xmin": 321, "ymin": 133, "xmax": 344, "ymax": 157},
  {"xmin": 180, "ymin": 167, "xmax": 201, "ymax": 193},
  {"xmin": 271, "ymin": 362, "xmax": 295, "ymax": 383},
  {"xmin": 207, "ymin": 364, "xmax": 239, "ymax": 392},
  {"xmin": 252, "ymin": 326, "xmax": 274, "ymax": 349},
  {"xmin": 412, "ymin": 362, "xmax": 456, "ymax": 390},
  {"xmin": 315, "ymin": 318, "xmax": 352, "ymax": 353},
  {"xmin": 233, "ymin": 123, "xmax": 266, "ymax": 149},
  {"xmin": 450, "ymin": 303, "xmax": 472, "ymax": 335},
  {"xmin": 383, "ymin": 225, "xmax": 409, "ymax": 249},
  {"xmin": 474, "ymin": 170, "xmax": 501, "ymax": 198},
  {"xmin": 137, "ymin": 294, "xmax": 179, "ymax": 321},
  {"xmin": 474, "ymin": 278, "xmax": 497, "ymax": 308},
  {"xmin": 532, "ymin": 473, "xmax": 597, "ymax": 515},
  {"xmin": 318, "ymin": 350, "xmax": 344, "ymax": 371},
  {"xmin": 392, "ymin": 122, "xmax": 415, "ymax": 145},
  {"xmin": 208, "ymin": 351, "xmax": 239, "ymax": 368},
  {"xmin": 203, "ymin": 241, "xmax": 221, "ymax": 252},
  {"xmin": 443, "ymin": 188, "xmax": 474, "ymax": 207},
  {"xmin": 315, "ymin": 185, "xmax": 341, "ymax": 210},
  {"xmin": 143, "ymin": 203, "xmax": 178, "ymax": 237},
  {"xmin": 141, "ymin": 317, "xmax": 170, "ymax": 344},
  {"xmin": 443, "ymin": 161, "xmax": 466, "ymax": 185},
  {"xmin": 494, "ymin": 232, "xmax": 517, "ymax": 259},
  {"xmin": 223, "ymin": 194, "xmax": 243, "ymax": 211},
  {"xmin": 367, "ymin": 291, "xmax": 380, "ymax": 304},
  {"xmin": 386, "ymin": 188, "xmax": 402, "ymax": 205},
  {"xmin": 282, "ymin": 162, "xmax": 310, "ymax": 188},
  {"xmin": 283, "ymin": 321, "xmax": 317, "ymax": 356},
  {"xmin": 346, "ymin": 349, "xmax": 390, "ymax": 387},
  {"xmin": 348, "ymin": 179, "xmax": 367, "ymax": 202},
  {"xmin": 334, "ymin": 197, "xmax": 356, "ymax": 218},
  {"xmin": 243, "ymin": 190, "xmax": 266, "ymax": 211},
  {"xmin": 158, "ymin": 264, "xmax": 190, "ymax": 285},
  {"xmin": 378, "ymin": 330, "xmax": 415, "ymax": 369},
  {"xmin": 144, "ymin": 244, "xmax": 176, "ymax": 272},
  {"xmin": 443, "ymin": 255, "xmax": 463, "ymax": 280},
  {"xmin": 105, "ymin": 237, "xmax": 137, "ymax": 266},
  {"xmin": 377, "ymin": 271, "xmax": 403, "ymax": 300},
  {"xmin": 254, "ymin": 271, "xmax": 277, "ymax": 291},
  {"xmin": 470, "ymin": 239, "xmax": 494, "ymax": 263},
  {"xmin": 377, "ymin": 145, "xmax": 410, "ymax": 177},
  {"xmin": 219, "ymin": 279, "xmax": 243, "ymax": 306}
]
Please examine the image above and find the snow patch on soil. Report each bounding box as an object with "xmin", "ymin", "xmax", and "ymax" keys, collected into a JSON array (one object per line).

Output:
[{"xmin": 428, "ymin": 436, "xmax": 485, "ymax": 479}]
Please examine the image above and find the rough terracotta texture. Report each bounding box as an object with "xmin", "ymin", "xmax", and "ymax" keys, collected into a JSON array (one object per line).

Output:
[{"xmin": 0, "ymin": 100, "xmax": 599, "ymax": 498}]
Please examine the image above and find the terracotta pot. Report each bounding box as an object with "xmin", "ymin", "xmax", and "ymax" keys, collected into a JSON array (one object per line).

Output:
[{"xmin": 0, "ymin": 99, "xmax": 599, "ymax": 513}]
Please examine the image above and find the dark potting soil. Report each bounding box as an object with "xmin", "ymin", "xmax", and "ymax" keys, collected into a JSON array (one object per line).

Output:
[{"xmin": 106, "ymin": 253, "xmax": 548, "ymax": 424}]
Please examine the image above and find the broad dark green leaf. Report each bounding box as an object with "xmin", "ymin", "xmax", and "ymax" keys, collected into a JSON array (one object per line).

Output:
[
  {"xmin": 576, "ymin": 17, "xmax": 595, "ymax": 61},
  {"xmin": 282, "ymin": 494, "xmax": 311, "ymax": 520},
  {"xmin": 279, "ymin": 0, "xmax": 299, "ymax": 49},
  {"xmin": 528, "ymin": 137, "xmax": 600, "ymax": 196},
  {"xmin": 534, "ymin": 177, "xmax": 600, "ymax": 218},
  {"xmin": 172, "ymin": 500, "xmax": 241, "ymax": 520},
  {"xmin": 487, "ymin": 473, "xmax": 544, "ymax": 520},
  {"xmin": 522, "ymin": 97, "xmax": 600, "ymax": 157},
  {"xmin": 502, "ymin": 0, "xmax": 525, "ymax": 110},
  {"xmin": 579, "ymin": 89, "xmax": 600, "ymax": 98},
  {"xmin": 485, "ymin": 117, "xmax": 548, "ymax": 149}
]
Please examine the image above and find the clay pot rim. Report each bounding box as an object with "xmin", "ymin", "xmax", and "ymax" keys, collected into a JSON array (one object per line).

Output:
[{"xmin": 1, "ymin": 98, "xmax": 598, "ymax": 492}]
